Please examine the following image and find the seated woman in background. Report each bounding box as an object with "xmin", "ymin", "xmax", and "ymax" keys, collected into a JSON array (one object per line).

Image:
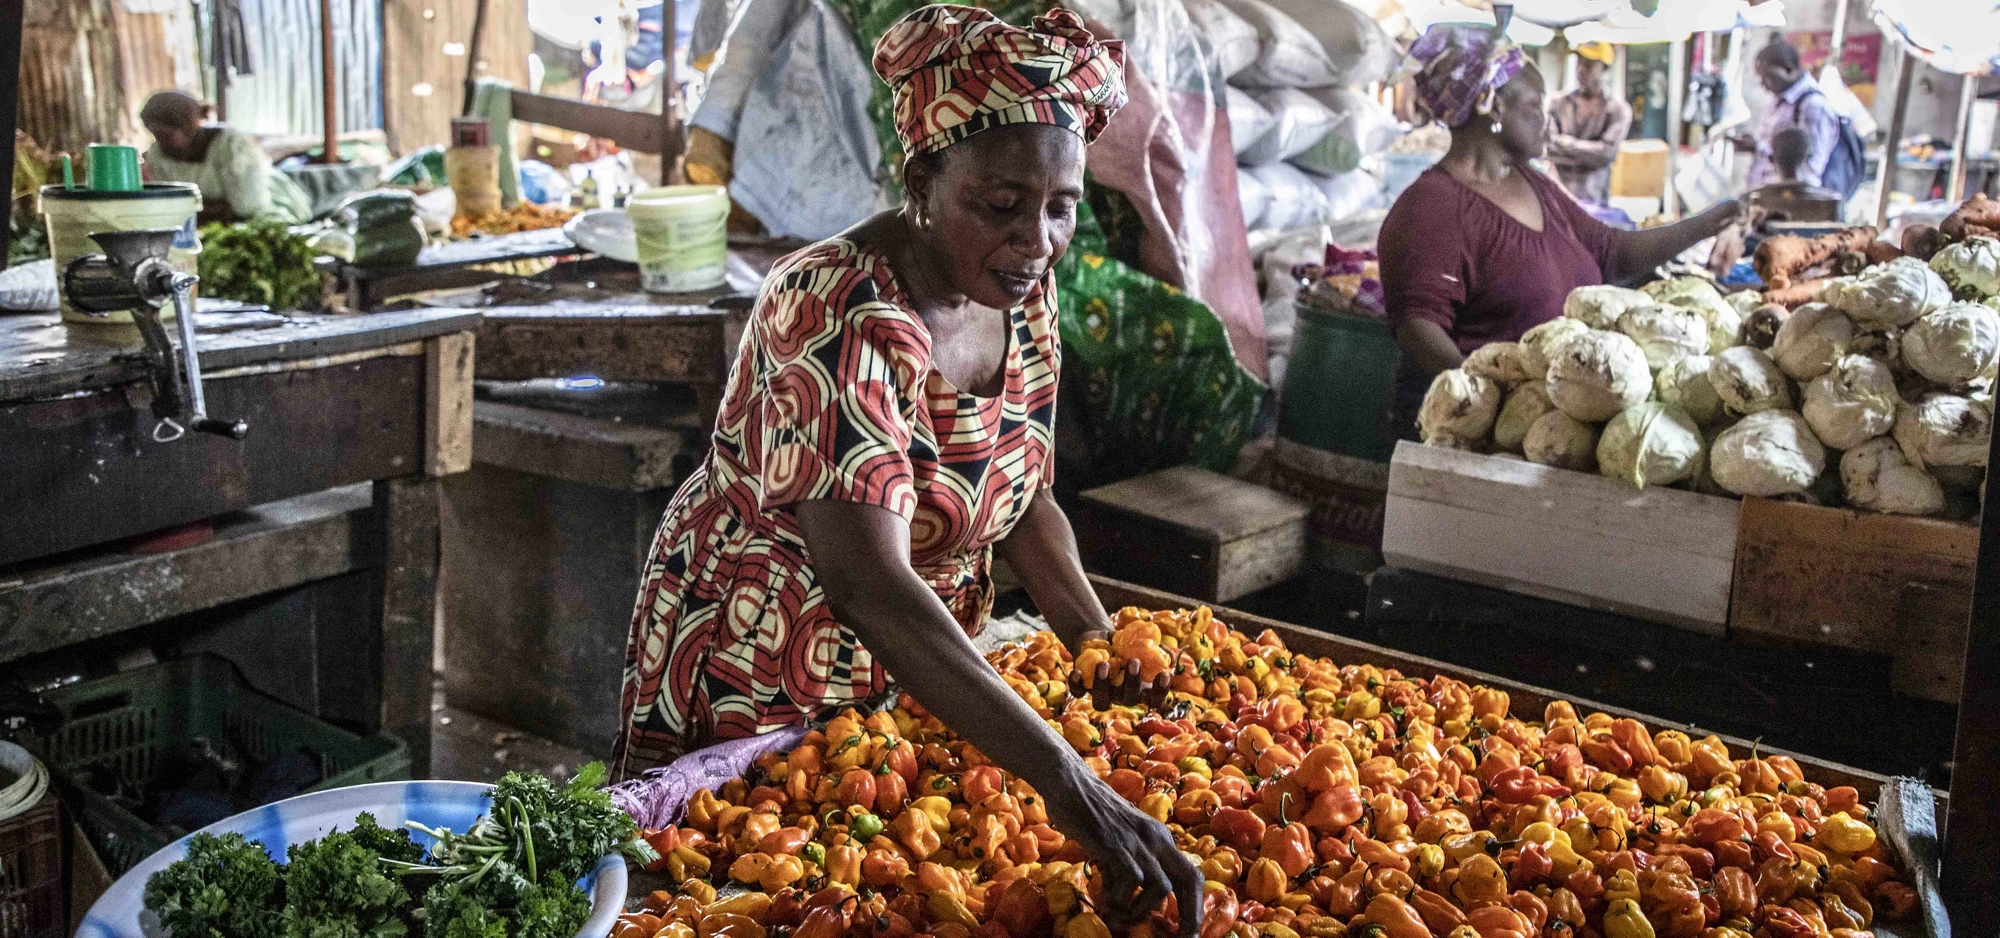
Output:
[
  {"xmin": 1379, "ymin": 24, "xmax": 1741, "ymax": 431},
  {"xmin": 140, "ymin": 91, "xmax": 312, "ymax": 224}
]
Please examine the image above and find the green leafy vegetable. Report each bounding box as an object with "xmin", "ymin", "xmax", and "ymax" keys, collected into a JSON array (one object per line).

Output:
[
  {"xmin": 143, "ymin": 832, "xmax": 285, "ymax": 938},
  {"xmin": 281, "ymin": 829, "xmax": 412, "ymax": 938},
  {"xmin": 418, "ymin": 762, "xmax": 656, "ymax": 885},
  {"xmin": 350, "ymin": 811, "xmax": 428, "ymax": 865},
  {"xmin": 420, "ymin": 865, "xmax": 590, "ymax": 938},
  {"xmin": 197, "ymin": 219, "xmax": 323, "ymax": 311}
]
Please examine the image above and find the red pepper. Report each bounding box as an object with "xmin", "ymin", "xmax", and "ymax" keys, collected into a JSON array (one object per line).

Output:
[
  {"xmin": 876, "ymin": 772, "xmax": 910, "ymax": 816},
  {"xmin": 963, "ymin": 766, "xmax": 1006, "ymax": 805},
  {"xmin": 1753, "ymin": 830, "xmax": 1796, "ymax": 864},
  {"xmin": 881, "ymin": 739, "xmax": 919, "ymax": 786},
  {"xmin": 1490, "ymin": 766, "xmax": 1540, "ymax": 804},
  {"xmin": 1211, "ymin": 806, "xmax": 1267, "ymax": 852},
  {"xmin": 1260, "ymin": 814, "xmax": 1315, "ymax": 878},
  {"xmin": 837, "ymin": 769, "xmax": 878, "ymax": 811},
  {"xmin": 795, "ymin": 903, "xmax": 851, "ymax": 938},
  {"xmin": 1763, "ymin": 906, "xmax": 1818, "ymax": 938},
  {"xmin": 1200, "ymin": 885, "xmax": 1239, "ymax": 938},
  {"xmin": 1510, "ymin": 842, "xmax": 1554, "ymax": 888}
]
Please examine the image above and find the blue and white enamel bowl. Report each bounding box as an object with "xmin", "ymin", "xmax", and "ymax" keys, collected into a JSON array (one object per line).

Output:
[{"xmin": 78, "ymin": 780, "xmax": 628, "ymax": 938}]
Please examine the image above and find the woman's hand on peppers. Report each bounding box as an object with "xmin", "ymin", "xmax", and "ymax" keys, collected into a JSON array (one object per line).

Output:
[
  {"xmin": 1069, "ymin": 634, "xmax": 1175, "ymax": 710},
  {"xmin": 1041, "ymin": 759, "xmax": 1204, "ymax": 937}
]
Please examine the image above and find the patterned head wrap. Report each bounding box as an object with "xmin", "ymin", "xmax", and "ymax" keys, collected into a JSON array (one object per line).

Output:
[
  {"xmin": 1406, "ymin": 23, "xmax": 1527, "ymax": 128},
  {"xmin": 873, "ymin": 5, "xmax": 1128, "ymax": 158}
]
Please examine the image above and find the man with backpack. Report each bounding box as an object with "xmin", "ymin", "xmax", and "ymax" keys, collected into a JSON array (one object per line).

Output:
[{"xmin": 1734, "ymin": 38, "xmax": 1867, "ymax": 201}]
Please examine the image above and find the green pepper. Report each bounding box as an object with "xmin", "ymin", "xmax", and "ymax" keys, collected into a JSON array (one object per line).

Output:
[
  {"xmin": 849, "ymin": 812, "xmax": 884, "ymax": 841},
  {"xmin": 801, "ymin": 842, "xmax": 826, "ymax": 867}
]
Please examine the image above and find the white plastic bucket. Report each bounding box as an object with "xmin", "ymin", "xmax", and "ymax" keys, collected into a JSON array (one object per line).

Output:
[
  {"xmin": 42, "ymin": 183, "xmax": 203, "ymax": 323},
  {"xmin": 625, "ymin": 185, "xmax": 729, "ymax": 293}
]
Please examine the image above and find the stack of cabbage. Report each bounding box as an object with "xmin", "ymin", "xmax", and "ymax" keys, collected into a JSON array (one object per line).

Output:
[{"xmin": 1418, "ymin": 236, "xmax": 2000, "ymax": 518}]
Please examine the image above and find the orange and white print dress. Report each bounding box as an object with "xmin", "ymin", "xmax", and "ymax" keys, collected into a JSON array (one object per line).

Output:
[{"xmin": 615, "ymin": 238, "xmax": 1060, "ymax": 774}]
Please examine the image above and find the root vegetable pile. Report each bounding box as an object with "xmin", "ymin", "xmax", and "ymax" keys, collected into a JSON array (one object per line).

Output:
[{"xmin": 616, "ymin": 607, "xmax": 1914, "ymax": 938}]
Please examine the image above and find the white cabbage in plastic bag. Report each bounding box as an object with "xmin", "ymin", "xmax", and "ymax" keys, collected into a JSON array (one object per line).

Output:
[
  {"xmin": 1709, "ymin": 409, "xmax": 1827, "ymax": 497},
  {"xmin": 1728, "ymin": 290, "xmax": 1766, "ymax": 314},
  {"xmin": 1493, "ymin": 380, "xmax": 1555, "ymax": 452},
  {"xmin": 1518, "ymin": 317, "xmax": 1592, "ymax": 376},
  {"xmin": 1819, "ymin": 256, "xmax": 1952, "ymax": 329},
  {"xmin": 1417, "ymin": 368, "xmax": 1501, "ymax": 446},
  {"xmin": 1657, "ymin": 355, "xmax": 1726, "ymax": 426},
  {"xmin": 1563, "ymin": 285, "xmax": 1651, "ymax": 330},
  {"xmin": 1643, "ymin": 276, "xmax": 1742, "ymax": 352},
  {"xmin": 1770, "ymin": 303, "xmax": 1854, "ymax": 381},
  {"xmin": 1740, "ymin": 303, "xmax": 1789, "ymax": 350},
  {"xmin": 1901, "ymin": 301, "xmax": 2000, "ymax": 388},
  {"xmin": 1801, "ymin": 354, "xmax": 1898, "ymax": 450},
  {"xmin": 1596, "ymin": 402, "xmax": 1706, "ymax": 488},
  {"xmin": 1707, "ymin": 346, "xmax": 1793, "ymax": 416},
  {"xmin": 1841, "ymin": 436, "xmax": 1945, "ymax": 516},
  {"xmin": 1522, "ymin": 410, "xmax": 1599, "ymax": 471},
  {"xmin": 1930, "ymin": 235, "xmax": 2000, "ymax": 299},
  {"xmin": 1464, "ymin": 342, "xmax": 1534, "ymax": 387},
  {"xmin": 1894, "ymin": 392, "xmax": 1992, "ymax": 468},
  {"xmin": 1546, "ymin": 330, "xmax": 1653, "ymax": 422},
  {"xmin": 1617, "ymin": 304, "xmax": 1710, "ymax": 370}
]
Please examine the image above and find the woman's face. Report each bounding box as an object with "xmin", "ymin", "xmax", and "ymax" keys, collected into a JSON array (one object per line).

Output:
[
  {"xmin": 144, "ymin": 119, "xmax": 201, "ymax": 162},
  {"xmin": 1496, "ymin": 66, "xmax": 1548, "ymax": 162},
  {"xmin": 906, "ymin": 124, "xmax": 1086, "ymax": 309}
]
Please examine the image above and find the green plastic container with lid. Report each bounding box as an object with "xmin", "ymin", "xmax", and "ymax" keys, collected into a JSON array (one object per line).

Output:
[
  {"xmin": 1278, "ymin": 305, "xmax": 1400, "ymax": 462},
  {"xmin": 19, "ymin": 655, "xmax": 410, "ymax": 875}
]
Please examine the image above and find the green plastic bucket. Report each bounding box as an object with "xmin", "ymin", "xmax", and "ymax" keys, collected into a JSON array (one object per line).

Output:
[
  {"xmin": 627, "ymin": 184, "xmax": 729, "ymax": 293},
  {"xmin": 1278, "ymin": 306, "xmax": 1400, "ymax": 462}
]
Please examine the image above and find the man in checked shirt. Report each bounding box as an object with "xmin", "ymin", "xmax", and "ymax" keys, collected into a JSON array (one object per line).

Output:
[{"xmin": 1736, "ymin": 38, "xmax": 1842, "ymax": 192}]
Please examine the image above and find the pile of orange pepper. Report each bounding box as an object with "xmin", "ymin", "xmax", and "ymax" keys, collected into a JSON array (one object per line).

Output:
[{"xmin": 614, "ymin": 606, "xmax": 1914, "ymax": 938}]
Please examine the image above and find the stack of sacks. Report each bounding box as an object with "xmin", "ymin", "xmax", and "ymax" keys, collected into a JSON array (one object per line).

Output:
[{"xmin": 1192, "ymin": 0, "xmax": 1402, "ymax": 233}]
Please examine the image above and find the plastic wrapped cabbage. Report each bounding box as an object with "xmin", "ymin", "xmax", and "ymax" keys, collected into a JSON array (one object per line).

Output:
[
  {"xmin": 1493, "ymin": 381, "xmax": 1556, "ymax": 452},
  {"xmin": 1707, "ymin": 346, "xmax": 1793, "ymax": 416},
  {"xmin": 1801, "ymin": 355, "xmax": 1898, "ymax": 450},
  {"xmin": 1546, "ymin": 330, "xmax": 1653, "ymax": 422},
  {"xmin": 1463, "ymin": 341, "xmax": 1536, "ymax": 387},
  {"xmin": 1616, "ymin": 304, "xmax": 1710, "ymax": 370},
  {"xmin": 1709, "ymin": 410, "xmax": 1827, "ymax": 497},
  {"xmin": 1930, "ymin": 236, "xmax": 2000, "ymax": 299},
  {"xmin": 1658, "ymin": 355, "xmax": 1726, "ymax": 426},
  {"xmin": 1740, "ymin": 304, "xmax": 1789, "ymax": 350},
  {"xmin": 1417, "ymin": 369, "xmax": 1501, "ymax": 447},
  {"xmin": 1769, "ymin": 303, "xmax": 1854, "ymax": 381},
  {"xmin": 1848, "ymin": 328, "xmax": 1902, "ymax": 367},
  {"xmin": 1643, "ymin": 276, "xmax": 1742, "ymax": 352},
  {"xmin": 1819, "ymin": 256, "xmax": 1952, "ymax": 329},
  {"xmin": 1596, "ymin": 402, "xmax": 1705, "ymax": 488},
  {"xmin": 1523, "ymin": 410, "xmax": 1599, "ymax": 471},
  {"xmin": 1841, "ymin": 437, "xmax": 1945, "ymax": 515},
  {"xmin": 1563, "ymin": 285, "xmax": 1651, "ymax": 330},
  {"xmin": 1894, "ymin": 392, "xmax": 1992, "ymax": 468},
  {"xmin": 1728, "ymin": 290, "xmax": 1766, "ymax": 314},
  {"xmin": 1901, "ymin": 301, "xmax": 2000, "ymax": 388},
  {"xmin": 1518, "ymin": 317, "xmax": 1592, "ymax": 376}
]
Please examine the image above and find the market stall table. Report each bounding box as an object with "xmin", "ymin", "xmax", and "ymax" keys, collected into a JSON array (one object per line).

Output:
[
  {"xmin": 338, "ymin": 227, "xmax": 587, "ymax": 311},
  {"xmin": 0, "ymin": 308, "xmax": 479, "ymax": 774}
]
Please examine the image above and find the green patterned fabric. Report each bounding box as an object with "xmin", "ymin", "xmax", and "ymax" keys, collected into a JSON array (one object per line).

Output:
[{"xmin": 824, "ymin": 0, "xmax": 1263, "ymax": 478}]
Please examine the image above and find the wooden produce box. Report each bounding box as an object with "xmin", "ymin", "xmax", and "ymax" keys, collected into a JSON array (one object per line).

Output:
[
  {"xmin": 1079, "ymin": 467, "xmax": 1309, "ymax": 603},
  {"xmin": 1730, "ymin": 497, "xmax": 1978, "ymax": 704},
  {"xmin": 1383, "ymin": 441, "xmax": 1740, "ymax": 635}
]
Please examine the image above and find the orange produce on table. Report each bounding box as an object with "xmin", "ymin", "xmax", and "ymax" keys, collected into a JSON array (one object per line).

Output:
[{"xmin": 619, "ymin": 606, "xmax": 1914, "ymax": 938}]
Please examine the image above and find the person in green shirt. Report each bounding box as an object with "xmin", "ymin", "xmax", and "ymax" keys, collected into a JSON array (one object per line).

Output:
[{"xmin": 139, "ymin": 91, "xmax": 312, "ymax": 224}]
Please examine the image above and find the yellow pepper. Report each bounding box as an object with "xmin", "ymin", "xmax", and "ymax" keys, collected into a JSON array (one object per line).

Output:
[
  {"xmin": 1759, "ymin": 811, "xmax": 1799, "ymax": 844},
  {"xmin": 1065, "ymin": 912, "xmax": 1114, "ymax": 938},
  {"xmin": 1412, "ymin": 843, "xmax": 1445, "ymax": 879},
  {"xmin": 1703, "ymin": 928, "xmax": 1754, "ymax": 938},
  {"xmin": 665, "ymin": 846, "xmax": 712, "ymax": 883},
  {"xmin": 1605, "ymin": 869, "xmax": 1641, "ymax": 907},
  {"xmin": 1605, "ymin": 778, "xmax": 1644, "ymax": 810},
  {"xmin": 1453, "ymin": 854, "xmax": 1507, "ymax": 906},
  {"xmin": 1047, "ymin": 879, "xmax": 1081, "ymax": 917},
  {"xmin": 1442, "ymin": 830, "xmax": 1498, "ymax": 862},
  {"xmin": 912, "ymin": 796, "xmax": 953, "ymax": 834},
  {"xmin": 1817, "ymin": 814, "xmax": 1878, "ymax": 854},
  {"xmin": 760, "ymin": 854, "xmax": 806, "ymax": 892},
  {"xmin": 729, "ymin": 852, "xmax": 775, "ymax": 885},
  {"xmin": 1519, "ymin": 822, "xmax": 1590, "ymax": 878},
  {"xmin": 1604, "ymin": 899, "xmax": 1655, "ymax": 938},
  {"xmin": 825, "ymin": 843, "xmax": 864, "ymax": 887},
  {"xmin": 1638, "ymin": 766, "xmax": 1688, "ymax": 804},
  {"xmin": 891, "ymin": 807, "xmax": 942, "ymax": 860},
  {"xmin": 1178, "ymin": 756, "xmax": 1214, "ymax": 780},
  {"xmin": 1139, "ymin": 791, "xmax": 1174, "ymax": 823},
  {"xmin": 705, "ymin": 892, "xmax": 773, "ymax": 920},
  {"xmin": 686, "ymin": 789, "xmax": 726, "ymax": 834},
  {"xmin": 927, "ymin": 892, "xmax": 981, "ymax": 928},
  {"xmin": 1248, "ymin": 857, "xmax": 1288, "ymax": 904},
  {"xmin": 681, "ymin": 879, "xmax": 718, "ymax": 906},
  {"xmin": 1202, "ymin": 847, "xmax": 1244, "ymax": 885}
]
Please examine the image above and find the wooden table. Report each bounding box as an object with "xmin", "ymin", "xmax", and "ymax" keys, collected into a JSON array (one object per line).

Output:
[
  {"xmin": 339, "ymin": 228, "xmax": 587, "ymax": 311},
  {"xmin": 0, "ymin": 309, "xmax": 479, "ymax": 774}
]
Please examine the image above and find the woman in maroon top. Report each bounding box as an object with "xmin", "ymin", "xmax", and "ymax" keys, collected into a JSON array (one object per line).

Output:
[{"xmin": 1382, "ymin": 25, "xmax": 1740, "ymax": 389}]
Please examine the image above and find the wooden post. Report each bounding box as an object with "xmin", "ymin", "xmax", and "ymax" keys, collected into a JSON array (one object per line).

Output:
[
  {"xmin": 1947, "ymin": 303, "xmax": 2000, "ymax": 938},
  {"xmin": 320, "ymin": 0, "xmax": 339, "ymax": 163},
  {"xmin": 1666, "ymin": 36, "xmax": 1686, "ymax": 218},
  {"xmin": 463, "ymin": 0, "xmax": 490, "ymax": 116},
  {"xmin": 1875, "ymin": 49, "xmax": 1917, "ymax": 230},
  {"xmin": 1826, "ymin": 0, "xmax": 1851, "ymax": 71},
  {"xmin": 1947, "ymin": 73, "xmax": 1979, "ymax": 205},
  {"xmin": 211, "ymin": 0, "xmax": 230, "ymax": 121},
  {"xmin": 660, "ymin": 0, "xmax": 679, "ymax": 185},
  {"xmin": 373, "ymin": 475, "xmax": 440, "ymax": 778},
  {"xmin": 0, "ymin": 0, "xmax": 21, "ymax": 273}
]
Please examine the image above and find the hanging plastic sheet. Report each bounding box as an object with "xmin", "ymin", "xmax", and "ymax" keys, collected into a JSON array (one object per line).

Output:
[{"xmin": 1871, "ymin": 0, "xmax": 2000, "ymax": 76}]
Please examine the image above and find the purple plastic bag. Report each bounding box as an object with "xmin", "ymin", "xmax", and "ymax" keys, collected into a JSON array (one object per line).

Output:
[{"xmin": 607, "ymin": 726, "xmax": 809, "ymax": 832}]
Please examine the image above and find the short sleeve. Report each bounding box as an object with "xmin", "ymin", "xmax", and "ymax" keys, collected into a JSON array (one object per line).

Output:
[
  {"xmin": 1550, "ymin": 171, "xmax": 1621, "ymax": 277},
  {"xmin": 756, "ymin": 261, "xmax": 929, "ymax": 521},
  {"xmin": 1381, "ymin": 173, "xmax": 1469, "ymax": 338}
]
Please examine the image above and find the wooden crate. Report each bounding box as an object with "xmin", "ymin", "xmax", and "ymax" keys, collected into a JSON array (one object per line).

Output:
[
  {"xmin": 1730, "ymin": 497, "xmax": 1977, "ymax": 701},
  {"xmin": 1383, "ymin": 441, "xmax": 1740, "ymax": 635},
  {"xmin": 1079, "ymin": 466, "xmax": 1309, "ymax": 603}
]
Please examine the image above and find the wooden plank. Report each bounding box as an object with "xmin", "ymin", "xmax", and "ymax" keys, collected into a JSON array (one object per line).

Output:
[
  {"xmin": 508, "ymin": 91, "xmax": 670, "ymax": 154},
  {"xmin": 372, "ymin": 476, "xmax": 440, "ymax": 777},
  {"xmin": 0, "ymin": 310, "xmax": 482, "ymax": 403},
  {"xmin": 379, "ymin": 0, "xmax": 530, "ymax": 155},
  {"xmin": 1085, "ymin": 574, "xmax": 1905, "ymax": 800},
  {"xmin": 1732, "ymin": 497, "xmax": 1977, "ymax": 654},
  {"xmin": 1383, "ymin": 441, "xmax": 1737, "ymax": 634},
  {"xmin": 474, "ymin": 308, "xmax": 732, "ymax": 385},
  {"xmin": 425, "ymin": 332, "xmax": 476, "ymax": 477},
  {"xmin": 1893, "ymin": 582, "xmax": 1969, "ymax": 704},
  {"xmin": 0, "ymin": 353, "xmax": 425, "ymax": 567},
  {"xmin": 0, "ymin": 485, "xmax": 369, "ymax": 663},
  {"xmin": 1944, "ymin": 366, "xmax": 2000, "ymax": 936},
  {"xmin": 1081, "ymin": 466, "xmax": 1308, "ymax": 543},
  {"xmin": 473, "ymin": 401, "xmax": 697, "ymax": 491},
  {"xmin": 1214, "ymin": 524, "xmax": 1307, "ymax": 602}
]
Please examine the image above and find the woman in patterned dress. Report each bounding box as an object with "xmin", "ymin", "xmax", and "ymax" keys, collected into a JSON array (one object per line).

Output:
[{"xmin": 617, "ymin": 5, "xmax": 1202, "ymax": 932}]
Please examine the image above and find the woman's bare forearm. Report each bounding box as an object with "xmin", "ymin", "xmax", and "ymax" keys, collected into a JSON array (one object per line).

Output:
[
  {"xmin": 995, "ymin": 489, "xmax": 1109, "ymax": 650},
  {"xmin": 1613, "ymin": 199, "xmax": 1741, "ymax": 282}
]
